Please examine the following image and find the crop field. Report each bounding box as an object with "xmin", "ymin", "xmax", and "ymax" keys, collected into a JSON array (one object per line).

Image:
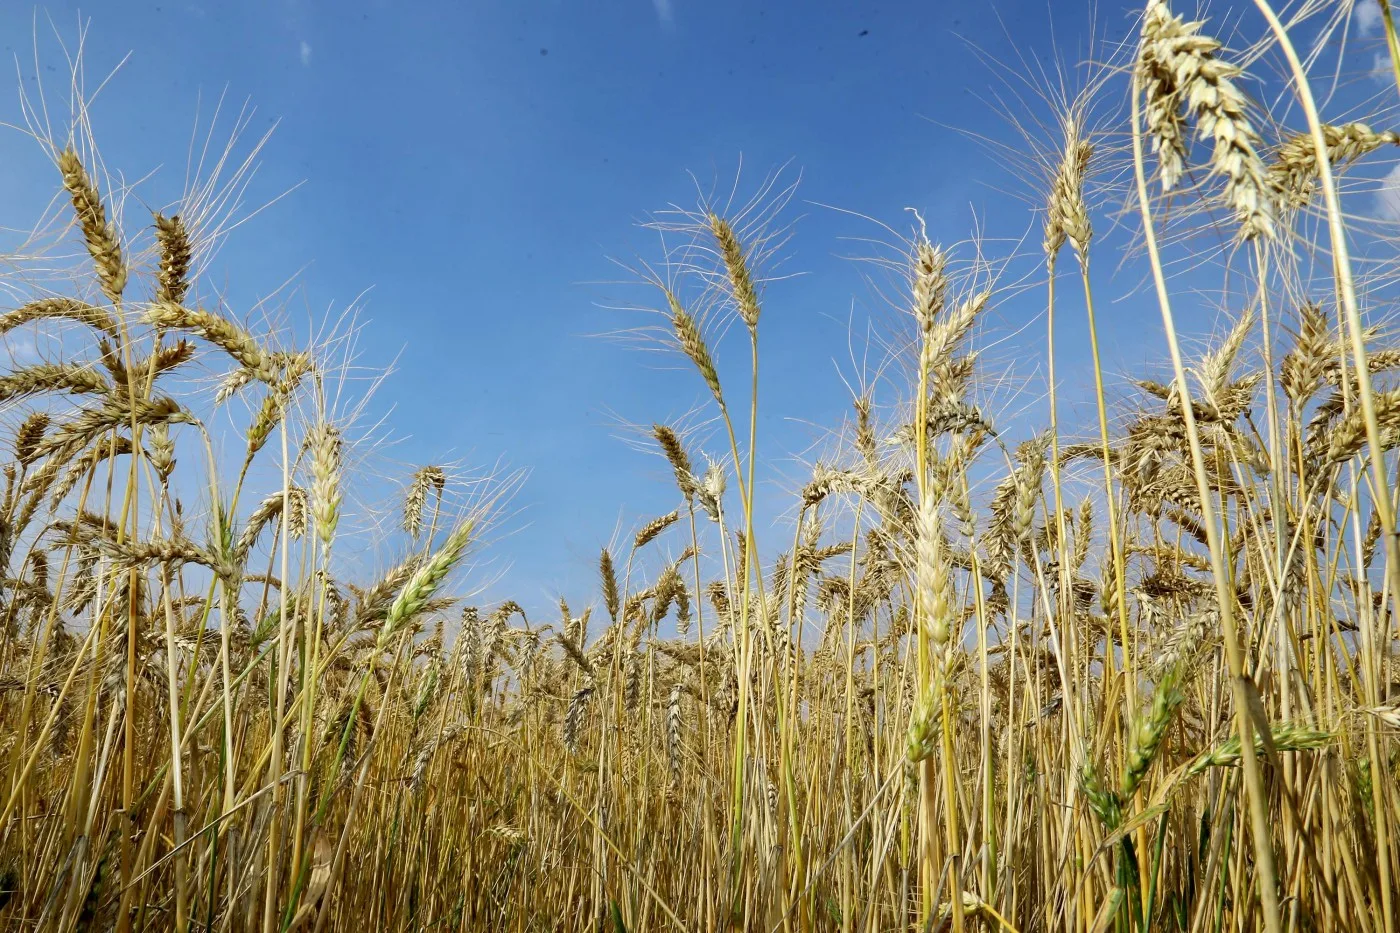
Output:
[{"xmin": 1, "ymin": 2, "xmax": 1400, "ymax": 931}]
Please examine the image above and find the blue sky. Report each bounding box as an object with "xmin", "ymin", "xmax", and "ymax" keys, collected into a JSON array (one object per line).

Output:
[{"xmin": 0, "ymin": 1, "xmax": 1391, "ymax": 619}]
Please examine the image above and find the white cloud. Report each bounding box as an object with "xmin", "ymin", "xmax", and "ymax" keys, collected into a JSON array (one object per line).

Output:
[
  {"xmin": 299, "ymin": 40, "xmax": 313, "ymax": 67},
  {"xmin": 1356, "ymin": 0, "xmax": 1383, "ymax": 36},
  {"xmin": 1375, "ymin": 163, "xmax": 1400, "ymax": 220},
  {"xmin": 3, "ymin": 335, "xmax": 39, "ymax": 365},
  {"xmin": 653, "ymin": 0, "xmax": 674, "ymax": 28},
  {"xmin": 1372, "ymin": 52, "xmax": 1395, "ymax": 85}
]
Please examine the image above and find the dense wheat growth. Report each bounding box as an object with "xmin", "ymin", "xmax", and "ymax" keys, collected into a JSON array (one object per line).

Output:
[{"xmin": 3, "ymin": 1, "xmax": 1400, "ymax": 931}]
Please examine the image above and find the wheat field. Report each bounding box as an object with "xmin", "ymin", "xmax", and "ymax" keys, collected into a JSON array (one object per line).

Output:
[{"xmin": 2, "ymin": 1, "xmax": 1400, "ymax": 931}]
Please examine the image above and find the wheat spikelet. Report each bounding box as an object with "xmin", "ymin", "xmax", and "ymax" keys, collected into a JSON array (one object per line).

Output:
[
  {"xmin": 245, "ymin": 387, "xmax": 288, "ymax": 459},
  {"xmin": 215, "ymin": 367, "xmax": 256, "ymax": 405},
  {"xmin": 459, "ymin": 606, "xmax": 484, "ymax": 681},
  {"xmin": 710, "ymin": 213, "xmax": 761, "ymax": 330},
  {"xmin": 910, "ymin": 237, "xmax": 949, "ymax": 334},
  {"xmin": 1045, "ymin": 117, "xmax": 1094, "ymax": 261},
  {"xmin": 481, "ymin": 601, "xmax": 521, "ymax": 678},
  {"xmin": 0, "ymin": 363, "xmax": 109, "ymax": 404},
  {"xmin": 1012, "ymin": 437, "xmax": 1048, "ymax": 543},
  {"xmin": 35, "ymin": 395, "xmax": 192, "ymax": 463},
  {"xmin": 1267, "ymin": 122, "xmax": 1400, "ymax": 210},
  {"xmin": 695, "ymin": 458, "xmax": 726, "ymax": 521},
  {"xmin": 1079, "ymin": 758, "xmax": 1122, "ymax": 828},
  {"xmin": 1361, "ymin": 703, "xmax": 1400, "ymax": 730},
  {"xmin": 25, "ymin": 549, "xmax": 48, "ymax": 599},
  {"xmin": 1326, "ymin": 389, "xmax": 1400, "ymax": 464},
  {"xmin": 570, "ymin": 604, "xmax": 590, "ymax": 647},
  {"xmin": 1186, "ymin": 723, "xmax": 1332, "ymax": 775},
  {"xmin": 1136, "ymin": 0, "xmax": 1273, "ymax": 239},
  {"xmin": 850, "ymin": 395, "xmax": 878, "ymax": 470},
  {"xmin": 905, "ymin": 683, "xmax": 942, "ymax": 763},
  {"xmin": 600, "ymin": 548, "xmax": 620, "ymax": 621},
  {"xmin": 1362, "ymin": 509, "xmax": 1384, "ymax": 569},
  {"xmin": 136, "ymin": 339, "xmax": 197, "ymax": 385},
  {"xmin": 934, "ymin": 893, "xmax": 1003, "ymax": 925},
  {"xmin": 674, "ymin": 574, "xmax": 692, "ymax": 632},
  {"xmin": 58, "ymin": 148, "xmax": 127, "ymax": 302},
  {"xmin": 1279, "ymin": 303, "xmax": 1330, "ymax": 406},
  {"xmin": 410, "ymin": 723, "xmax": 464, "ymax": 794},
  {"xmin": 634, "ymin": 510, "xmax": 680, "ymax": 550},
  {"xmin": 622, "ymin": 586, "xmax": 652, "ymax": 626},
  {"xmin": 377, "ymin": 522, "xmax": 474, "ymax": 649},
  {"xmin": 916, "ymin": 494, "xmax": 955, "ymax": 666},
  {"xmin": 13, "ymin": 414, "xmax": 50, "ymax": 464},
  {"xmin": 487, "ymin": 824, "xmax": 527, "ymax": 851},
  {"xmin": 153, "ymin": 213, "xmax": 193, "ymax": 306},
  {"xmin": 1071, "ymin": 498, "xmax": 1094, "ymax": 572},
  {"xmin": 925, "ymin": 292, "xmax": 989, "ymax": 398},
  {"xmin": 286, "ymin": 485, "xmax": 309, "ymax": 540},
  {"xmin": 1, "ymin": 298, "xmax": 119, "ymax": 341},
  {"xmin": 48, "ymin": 436, "xmax": 133, "ymax": 509},
  {"xmin": 403, "ymin": 465, "xmax": 447, "ymax": 538},
  {"xmin": 667, "ymin": 291, "xmax": 723, "ymax": 406},
  {"xmin": 652, "ymin": 424, "xmax": 695, "ymax": 499},
  {"xmin": 801, "ymin": 463, "xmax": 855, "ymax": 508},
  {"xmin": 308, "ymin": 423, "xmax": 343, "ymax": 545},
  {"xmin": 1155, "ymin": 604, "xmax": 1214, "ymax": 674},
  {"xmin": 563, "ymin": 676, "xmax": 595, "ymax": 753},
  {"xmin": 236, "ymin": 487, "xmax": 309, "ymax": 561},
  {"xmin": 145, "ymin": 302, "xmax": 276, "ymax": 380},
  {"xmin": 1198, "ymin": 308, "xmax": 1255, "ymax": 408},
  {"xmin": 1122, "ymin": 670, "xmax": 1184, "ymax": 797},
  {"xmin": 412, "ymin": 650, "xmax": 442, "ymax": 719},
  {"xmin": 650, "ymin": 564, "xmax": 691, "ymax": 630},
  {"xmin": 147, "ymin": 423, "xmax": 175, "ymax": 481},
  {"xmin": 82, "ymin": 529, "xmax": 223, "ymax": 575},
  {"xmin": 556, "ymin": 627, "xmax": 595, "ymax": 676},
  {"xmin": 1136, "ymin": 4, "xmax": 1193, "ymax": 191}
]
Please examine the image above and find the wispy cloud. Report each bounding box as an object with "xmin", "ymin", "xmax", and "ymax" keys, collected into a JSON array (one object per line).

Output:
[
  {"xmin": 653, "ymin": 0, "xmax": 675, "ymax": 30},
  {"xmin": 1371, "ymin": 51, "xmax": 1394, "ymax": 85},
  {"xmin": 1356, "ymin": 0, "xmax": 1383, "ymax": 36},
  {"xmin": 1375, "ymin": 163, "xmax": 1400, "ymax": 219},
  {"xmin": 299, "ymin": 40, "xmax": 313, "ymax": 67},
  {"xmin": 3, "ymin": 334, "xmax": 40, "ymax": 366}
]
